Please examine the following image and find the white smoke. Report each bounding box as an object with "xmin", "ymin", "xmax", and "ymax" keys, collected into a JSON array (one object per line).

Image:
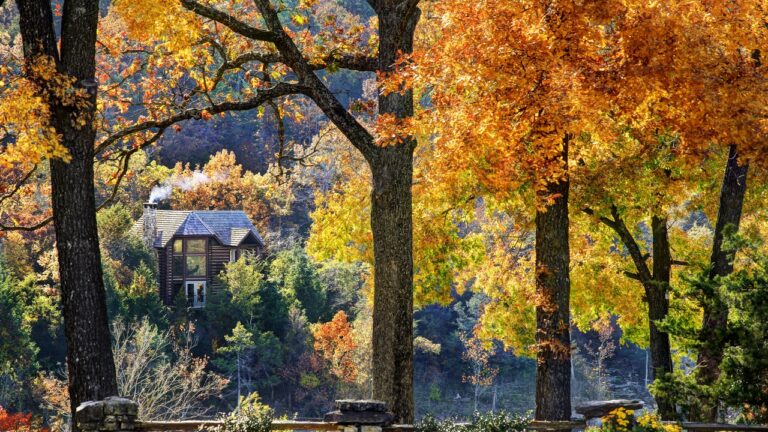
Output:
[{"xmin": 148, "ymin": 170, "xmax": 227, "ymax": 203}]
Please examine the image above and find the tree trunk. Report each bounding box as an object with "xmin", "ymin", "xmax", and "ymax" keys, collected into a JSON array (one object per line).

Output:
[
  {"xmin": 370, "ymin": 148, "xmax": 415, "ymax": 423},
  {"xmin": 16, "ymin": 1, "xmax": 118, "ymax": 427},
  {"xmin": 535, "ymin": 137, "xmax": 572, "ymax": 421},
  {"xmin": 369, "ymin": 5, "xmax": 419, "ymax": 424},
  {"xmin": 648, "ymin": 216, "xmax": 675, "ymax": 419},
  {"xmin": 592, "ymin": 207, "xmax": 676, "ymax": 418},
  {"xmin": 697, "ymin": 145, "xmax": 749, "ymax": 421}
]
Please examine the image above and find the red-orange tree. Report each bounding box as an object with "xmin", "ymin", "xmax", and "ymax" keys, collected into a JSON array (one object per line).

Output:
[{"xmin": 312, "ymin": 310, "xmax": 358, "ymax": 383}]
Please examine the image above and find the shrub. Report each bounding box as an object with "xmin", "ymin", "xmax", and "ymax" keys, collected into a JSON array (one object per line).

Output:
[
  {"xmin": 589, "ymin": 408, "xmax": 680, "ymax": 432},
  {"xmin": 209, "ymin": 393, "xmax": 273, "ymax": 432},
  {"xmin": 415, "ymin": 411, "xmax": 530, "ymax": 432}
]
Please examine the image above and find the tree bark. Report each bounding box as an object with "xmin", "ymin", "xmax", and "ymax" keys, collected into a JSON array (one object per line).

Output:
[
  {"xmin": 648, "ymin": 216, "xmax": 675, "ymax": 419},
  {"xmin": 535, "ymin": 137, "xmax": 571, "ymax": 422},
  {"xmin": 370, "ymin": 4, "xmax": 419, "ymax": 423},
  {"xmin": 697, "ymin": 145, "xmax": 749, "ymax": 421},
  {"xmin": 15, "ymin": 0, "xmax": 118, "ymax": 427}
]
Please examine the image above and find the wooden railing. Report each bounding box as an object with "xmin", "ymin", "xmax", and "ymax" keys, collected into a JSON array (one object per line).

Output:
[
  {"xmin": 133, "ymin": 419, "xmax": 593, "ymax": 431},
  {"xmin": 74, "ymin": 398, "xmax": 768, "ymax": 432},
  {"xmin": 136, "ymin": 419, "xmax": 339, "ymax": 431},
  {"xmin": 679, "ymin": 424, "xmax": 768, "ymax": 432},
  {"xmin": 133, "ymin": 420, "xmax": 768, "ymax": 432}
]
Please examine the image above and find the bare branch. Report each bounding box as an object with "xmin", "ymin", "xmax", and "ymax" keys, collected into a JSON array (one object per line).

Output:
[
  {"xmin": 96, "ymin": 82, "xmax": 307, "ymax": 154},
  {"xmin": 0, "ymin": 164, "xmax": 38, "ymax": 206},
  {"xmin": 96, "ymin": 128, "xmax": 167, "ymax": 211},
  {"xmin": 0, "ymin": 216, "xmax": 53, "ymax": 232}
]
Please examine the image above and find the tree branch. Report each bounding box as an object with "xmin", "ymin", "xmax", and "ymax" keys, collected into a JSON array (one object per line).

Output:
[
  {"xmin": 96, "ymin": 82, "xmax": 307, "ymax": 154},
  {"xmin": 0, "ymin": 165, "xmax": 38, "ymax": 206},
  {"xmin": 0, "ymin": 216, "xmax": 53, "ymax": 232},
  {"xmin": 96, "ymin": 128, "xmax": 167, "ymax": 212},
  {"xmin": 180, "ymin": 0, "xmax": 277, "ymax": 43},
  {"xmin": 583, "ymin": 206, "xmax": 653, "ymax": 284},
  {"xmin": 251, "ymin": 0, "xmax": 377, "ymax": 159},
  {"xmin": 182, "ymin": 0, "xmax": 377, "ymax": 157}
]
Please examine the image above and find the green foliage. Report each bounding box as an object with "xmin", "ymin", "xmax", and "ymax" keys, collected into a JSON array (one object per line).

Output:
[
  {"xmin": 416, "ymin": 415, "xmax": 465, "ymax": 432},
  {"xmin": 105, "ymin": 260, "xmax": 168, "ymax": 329},
  {"xmin": 221, "ymin": 322, "xmax": 256, "ymax": 355},
  {"xmin": 0, "ymin": 262, "xmax": 39, "ymax": 409},
  {"xmin": 415, "ymin": 411, "xmax": 530, "ymax": 432},
  {"xmin": 654, "ymin": 232, "xmax": 768, "ymax": 421},
  {"xmin": 465, "ymin": 411, "xmax": 529, "ymax": 432},
  {"xmin": 220, "ymin": 256, "xmax": 267, "ymax": 315},
  {"xmin": 211, "ymin": 393, "xmax": 274, "ymax": 432},
  {"xmin": 318, "ymin": 259, "xmax": 364, "ymax": 312},
  {"xmin": 208, "ymin": 255, "xmax": 290, "ymax": 342},
  {"xmin": 269, "ymin": 246, "xmax": 328, "ymax": 323}
]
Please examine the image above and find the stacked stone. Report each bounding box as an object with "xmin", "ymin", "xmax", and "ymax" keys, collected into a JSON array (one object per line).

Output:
[
  {"xmin": 324, "ymin": 400, "xmax": 395, "ymax": 432},
  {"xmin": 574, "ymin": 399, "xmax": 645, "ymax": 423},
  {"xmin": 75, "ymin": 397, "xmax": 139, "ymax": 432}
]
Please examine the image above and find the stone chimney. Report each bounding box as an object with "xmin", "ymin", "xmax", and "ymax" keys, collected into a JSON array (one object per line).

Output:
[{"xmin": 142, "ymin": 202, "xmax": 157, "ymax": 248}]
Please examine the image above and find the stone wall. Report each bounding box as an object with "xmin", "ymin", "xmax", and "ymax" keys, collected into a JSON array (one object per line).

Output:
[{"xmin": 75, "ymin": 397, "xmax": 138, "ymax": 431}]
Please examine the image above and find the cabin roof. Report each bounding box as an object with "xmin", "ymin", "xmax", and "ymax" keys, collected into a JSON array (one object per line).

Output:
[{"xmin": 131, "ymin": 210, "xmax": 264, "ymax": 248}]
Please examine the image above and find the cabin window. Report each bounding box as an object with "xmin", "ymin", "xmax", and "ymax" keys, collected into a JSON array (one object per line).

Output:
[
  {"xmin": 171, "ymin": 237, "xmax": 207, "ymax": 280},
  {"xmin": 187, "ymin": 239, "xmax": 206, "ymax": 254},
  {"xmin": 185, "ymin": 281, "xmax": 206, "ymax": 308},
  {"xmin": 229, "ymin": 249, "xmax": 236, "ymax": 263},
  {"xmin": 186, "ymin": 255, "xmax": 206, "ymax": 277}
]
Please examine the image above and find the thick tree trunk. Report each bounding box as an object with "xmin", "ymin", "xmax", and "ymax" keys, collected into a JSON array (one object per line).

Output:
[
  {"xmin": 648, "ymin": 216, "xmax": 675, "ymax": 419},
  {"xmin": 697, "ymin": 145, "xmax": 749, "ymax": 421},
  {"xmin": 370, "ymin": 6, "xmax": 419, "ymax": 423},
  {"xmin": 535, "ymin": 137, "xmax": 571, "ymax": 421},
  {"xmin": 16, "ymin": 0, "xmax": 118, "ymax": 427}
]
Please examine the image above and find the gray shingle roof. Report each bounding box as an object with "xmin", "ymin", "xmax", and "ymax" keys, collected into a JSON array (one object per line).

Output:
[{"xmin": 130, "ymin": 210, "xmax": 264, "ymax": 248}]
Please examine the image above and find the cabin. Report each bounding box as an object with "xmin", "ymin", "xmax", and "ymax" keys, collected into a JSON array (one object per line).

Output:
[{"xmin": 130, "ymin": 203, "xmax": 264, "ymax": 308}]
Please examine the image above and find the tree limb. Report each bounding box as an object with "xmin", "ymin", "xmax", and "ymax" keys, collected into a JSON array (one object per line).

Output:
[
  {"xmin": 180, "ymin": 0, "xmax": 278, "ymax": 43},
  {"xmin": 0, "ymin": 216, "xmax": 53, "ymax": 232},
  {"xmin": 0, "ymin": 164, "xmax": 38, "ymax": 206},
  {"xmin": 583, "ymin": 206, "xmax": 653, "ymax": 284},
  {"xmin": 96, "ymin": 128, "xmax": 167, "ymax": 212},
  {"xmin": 251, "ymin": 0, "xmax": 377, "ymax": 159},
  {"xmin": 96, "ymin": 82, "xmax": 307, "ymax": 154}
]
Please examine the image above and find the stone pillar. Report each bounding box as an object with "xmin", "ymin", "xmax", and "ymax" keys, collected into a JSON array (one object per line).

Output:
[
  {"xmin": 324, "ymin": 400, "xmax": 395, "ymax": 432},
  {"xmin": 75, "ymin": 397, "xmax": 139, "ymax": 432}
]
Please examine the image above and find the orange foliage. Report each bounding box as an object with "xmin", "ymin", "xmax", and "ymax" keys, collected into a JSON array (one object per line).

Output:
[
  {"xmin": 0, "ymin": 407, "xmax": 48, "ymax": 432},
  {"xmin": 409, "ymin": 0, "xmax": 768, "ymax": 350},
  {"xmin": 311, "ymin": 310, "xmax": 358, "ymax": 383},
  {"xmin": 168, "ymin": 150, "xmax": 293, "ymax": 233},
  {"xmin": 415, "ymin": 0, "xmax": 768, "ymax": 204}
]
